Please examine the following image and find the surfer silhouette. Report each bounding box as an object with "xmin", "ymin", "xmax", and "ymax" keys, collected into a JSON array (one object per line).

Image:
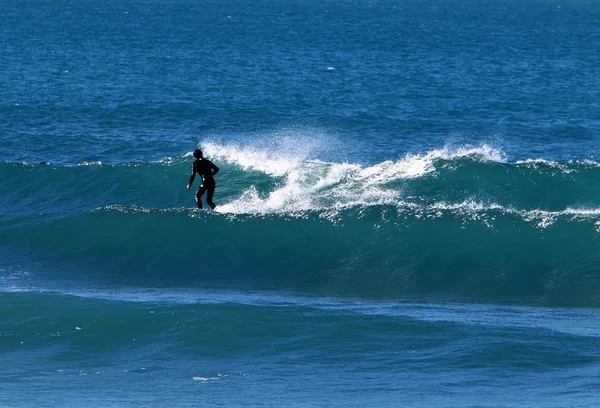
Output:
[{"xmin": 186, "ymin": 149, "xmax": 219, "ymax": 209}]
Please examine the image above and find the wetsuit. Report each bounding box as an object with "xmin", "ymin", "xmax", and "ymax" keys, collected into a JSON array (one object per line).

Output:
[{"xmin": 189, "ymin": 158, "xmax": 219, "ymax": 209}]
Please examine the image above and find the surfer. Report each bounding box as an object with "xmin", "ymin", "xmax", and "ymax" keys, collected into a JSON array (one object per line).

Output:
[{"xmin": 186, "ymin": 149, "xmax": 219, "ymax": 209}]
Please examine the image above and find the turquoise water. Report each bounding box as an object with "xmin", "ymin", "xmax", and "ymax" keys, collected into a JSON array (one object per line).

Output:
[{"xmin": 2, "ymin": 0, "xmax": 600, "ymax": 406}]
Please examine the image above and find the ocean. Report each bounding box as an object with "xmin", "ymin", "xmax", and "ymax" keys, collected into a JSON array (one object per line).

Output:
[{"xmin": 2, "ymin": 0, "xmax": 600, "ymax": 406}]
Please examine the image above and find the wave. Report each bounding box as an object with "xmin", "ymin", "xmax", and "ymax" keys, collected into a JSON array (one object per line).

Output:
[
  {"xmin": 4, "ymin": 143, "xmax": 600, "ymax": 218},
  {"xmin": 4, "ymin": 143, "xmax": 600, "ymax": 307},
  {"xmin": 3, "ymin": 202, "xmax": 600, "ymax": 307},
  {"xmin": 3, "ymin": 286, "xmax": 600, "ymax": 340}
]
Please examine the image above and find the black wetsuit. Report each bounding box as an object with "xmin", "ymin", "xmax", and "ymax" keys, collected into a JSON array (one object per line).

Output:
[{"xmin": 189, "ymin": 158, "xmax": 219, "ymax": 209}]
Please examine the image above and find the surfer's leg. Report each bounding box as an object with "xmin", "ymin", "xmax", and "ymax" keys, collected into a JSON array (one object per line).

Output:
[
  {"xmin": 206, "ymin": 186, "xmax": 216, "ymax": 209},
  {"xmin": 195, "ymin": 186, "xmax": 207, "ymax": 209}
]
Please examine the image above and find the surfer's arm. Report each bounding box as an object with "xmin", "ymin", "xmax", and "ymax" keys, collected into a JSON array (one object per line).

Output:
[
  {"xmin": 186, "ymin": 164, "xmax": 196, "ymax": 189},
  {"xmin": 210, "ymin": 161, "xmax": 219, "ymax": 176}
]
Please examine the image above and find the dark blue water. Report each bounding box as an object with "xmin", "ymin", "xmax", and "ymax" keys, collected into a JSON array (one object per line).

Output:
[{"xmin": 3, "ymin": 0, "xmax": 600, "ymax": 406}]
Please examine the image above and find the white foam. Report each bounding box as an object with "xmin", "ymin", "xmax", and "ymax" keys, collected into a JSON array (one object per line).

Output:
[
  {"xmin": 193, "ymin": 374, "xmax": 227, "ymax": 382},
  {"xmin": 351, "ymin": 144, "xmax": 505, "ymax": 182},
  {"xmin": 516, "ymin": 158, "xmax": 557, "ymax": 165},
  {"xmin": 428, "ymin": 200, "xmax": 506, "ymax": 212},
  {"xmin": 515, "ymin": 158, "xmax": 600, "ymax": 174},
  {"xmin": 151, "ymin": 156, "xmax": 175, "ymax": 165},
  {"xmin": 423, "ymin": 144, "xmax": 506, "ymax": 163},
  {"xmin": 216, "ymin": 161, "xmax": 361, "ymax": 214},
  {"xmin": 77, "ymin": 161, "xmax": 103, "ymax": 166},
  {"xmin": 581, "ymin": 159, "xmax": 600, "ymax": 167},
  {"xmin": 212, "ymin": 144, "xmax": 507, "ymax": 215},
  {"xmin": 201, "ymin": 141, "xmax": 302, "ymax": 177},
  {"xmin": 200, "ymin": 131, "xmax": 330, "ymax": 177},
  {"xmin": 353, "ymin": 144, "xmax": 505, "ymax": 186},
  {"xmin": 406, "ymin": 200, "xmax": 600, "ymax": 229},
  {"xmin": 515, "ymin": 158, "xmax": 576, "ymax": 173}
]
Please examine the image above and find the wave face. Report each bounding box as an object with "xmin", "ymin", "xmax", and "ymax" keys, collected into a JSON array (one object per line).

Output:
[{"xmin": 3, "ymin": 143, "xmax": 600, "ymax": 307}]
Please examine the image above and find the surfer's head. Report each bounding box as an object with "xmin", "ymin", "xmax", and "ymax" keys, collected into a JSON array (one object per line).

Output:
[{"xmin": 193, "ymin": 149, "xmax": 203, "ymax": 159}]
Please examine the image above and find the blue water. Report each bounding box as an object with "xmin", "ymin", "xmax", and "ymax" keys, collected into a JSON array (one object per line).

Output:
[{"xmin": 3, "ymin": 0, "xmax": 600, "ymax": 406}]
